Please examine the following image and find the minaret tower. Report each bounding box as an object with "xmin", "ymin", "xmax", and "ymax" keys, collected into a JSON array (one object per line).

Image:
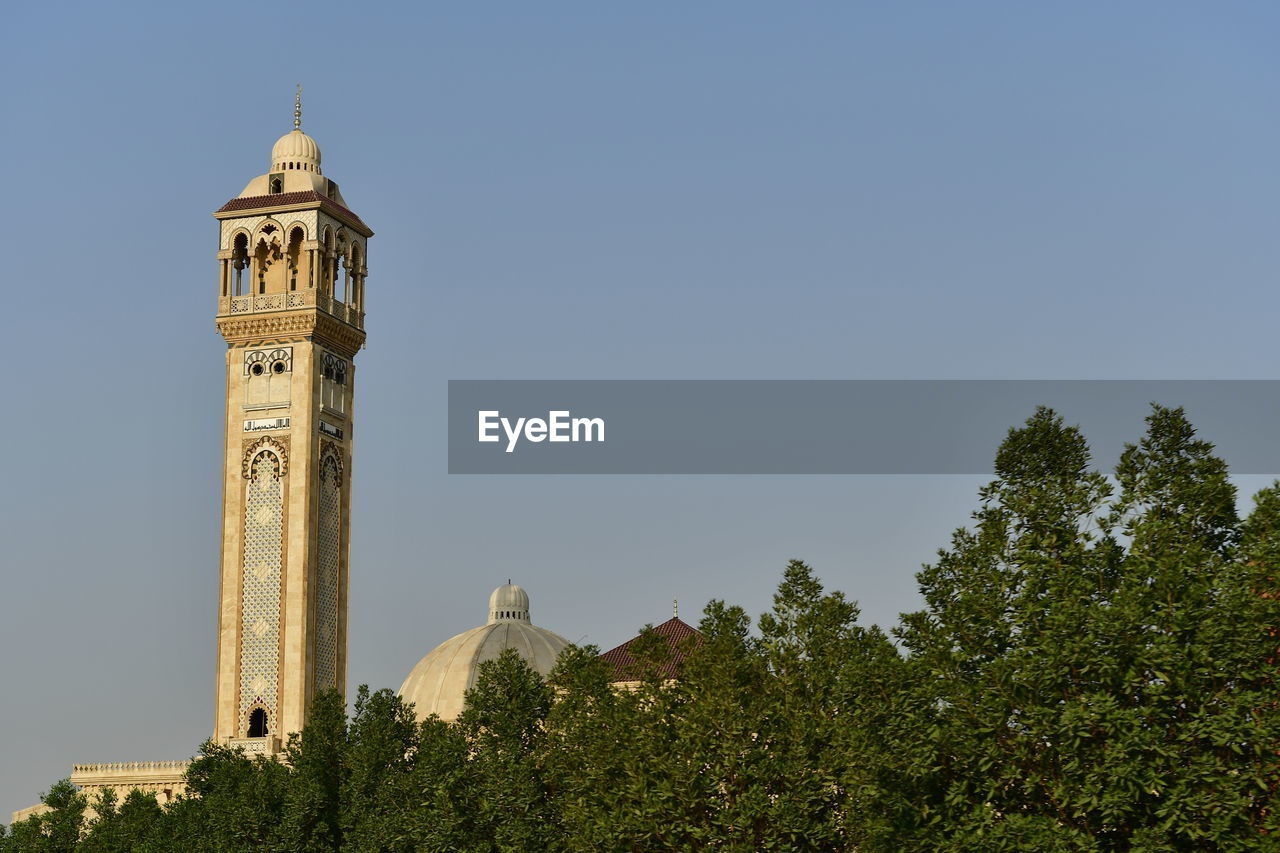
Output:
[{"xmin": 211, "ymin": 90, "xmax": 371, "ymax": 752}]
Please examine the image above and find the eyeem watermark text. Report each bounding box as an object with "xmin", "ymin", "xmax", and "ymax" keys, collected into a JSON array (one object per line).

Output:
[{"xmin": 478, "ymin": 410, "xmax": 606, "ymax": 453}]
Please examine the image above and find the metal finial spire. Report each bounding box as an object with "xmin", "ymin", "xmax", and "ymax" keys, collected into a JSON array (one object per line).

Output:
[
  {"xmin": 673, "ymin": 598, "xmax": 679, "ymax": 619},
  {"xmin": 294, "ymin": 84, "xmax": 302, "ymax": 131}
]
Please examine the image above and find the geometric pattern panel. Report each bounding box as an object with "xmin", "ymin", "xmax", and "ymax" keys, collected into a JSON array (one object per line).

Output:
[
  {"xmin": 244, "ymin": 347, "xmax": 293, "ymax": 375},
  {"xmin": 321, "ymin": 352, "xmax": 347, "ymax": 384},
  {"xmin": 220, "ymin": 212, "xmax": 317, "ymax": 252},
  {"xmin": 239, "ymin": 452, "xmax": 283, "ymax": 734},
  {"xmin": 313, "ymin": 450, "xmax": 341, "ymax": 692}
]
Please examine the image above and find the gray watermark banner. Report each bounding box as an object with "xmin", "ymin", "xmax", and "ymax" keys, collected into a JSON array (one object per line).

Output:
[{"xmin": 447, "ymin": 380, "xmax": 1280, "ymax": 475}]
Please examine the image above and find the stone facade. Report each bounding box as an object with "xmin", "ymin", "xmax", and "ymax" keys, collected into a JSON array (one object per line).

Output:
[{"xmin": 70, "ymin": 762, "xmax": 191, "ymax": 808}]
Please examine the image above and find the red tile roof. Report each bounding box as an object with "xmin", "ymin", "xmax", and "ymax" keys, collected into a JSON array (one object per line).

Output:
[
  {"xmin": 215, "ymin": 191, "xmax": 370, "ymax": 233},
  {"xmin": 599, "ymin": 617, "xmax": 703, "ymax": 681}
]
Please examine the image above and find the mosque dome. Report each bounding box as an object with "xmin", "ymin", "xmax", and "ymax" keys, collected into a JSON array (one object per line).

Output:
[
  {"xmin": 271, "ymin": 129, "xmax": 322, "ymax": 174},
  {"xmin": 398, "ymin": 584, "xmax": 569, "ymax": 723}
]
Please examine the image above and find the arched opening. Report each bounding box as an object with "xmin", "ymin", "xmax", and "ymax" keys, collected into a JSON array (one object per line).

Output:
[
  {"xmin": 270, "ymin": 177, "xmax": 282, "ymax": 194},
  {"xmin": 287, "ymin": 227, "xmax": 304, "ymax": 291},
  {"xmin": 232, "ymin": 232, "xmax": 249, "ymax": 296},
  {"xmin": 248, "ymin": 707, "xmax": 269, "ymax": 738},
  {"xmin": 349, "ymin": 244, "xmax": 363, "ymax": 310},
  {"xmin": 321, "ymin": 228, "xmax": 336, "ymax": 297},
  {"xmin": 254, "ymin": 239, "xmax": 270, "ymax": 294},
  {"xmin": 337, "ymin": 252, "xmax": 349, "ymax": 303},
  {"xmin": 255, "ymin": 229, "xmax": 286, "ymax": 294}
]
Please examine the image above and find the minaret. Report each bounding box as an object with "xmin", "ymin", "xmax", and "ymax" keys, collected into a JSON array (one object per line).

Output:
[{"xmin": 210, "ymin": 92, "xmax": 371, "ymax": 752}]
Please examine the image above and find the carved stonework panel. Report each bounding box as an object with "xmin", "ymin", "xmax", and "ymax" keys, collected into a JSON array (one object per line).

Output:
[
  {"xmin": 254, "ymin": 219, "xmax": 284, "ymax": 242},
  {"xmin": 221, "ymin": 211, "xmax": 317, "ymax": 251},
  {"xmin": 314, "ymin": 446, "xmax": 343, "ymax": 692},
  {"xmin": 244, "ymin": 347, "xmax": 294, "ymax": 375},
  {"xmin": 321, "ymin": 352, "xmax": 347, "ymax": 385},
  {"xmin": 319, "ymin": 440, "xmax": 345, "ymax": 485},
  {"xmin": 317, "ymin": 211, "xmax": 366, "ymax": 259},
  {"xmin": 239, "ymin": 453, "xmax": 283, "ymax": 735},
  {"xmin": 241, "ymin": 436, "xmax": 290, "ymax": 479},
  {"xmin": 217, "ymin": 311, "xmax": 366, "ymax": 354}
]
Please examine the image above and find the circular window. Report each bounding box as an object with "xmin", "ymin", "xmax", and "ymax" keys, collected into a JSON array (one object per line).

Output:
[
  {"xmin": 251, "ymin": 363, "xmax": 264, "ymax": 376},
  {"xmin": 272, "ymin": 361, "xmax": 285, "ymax": 374}
]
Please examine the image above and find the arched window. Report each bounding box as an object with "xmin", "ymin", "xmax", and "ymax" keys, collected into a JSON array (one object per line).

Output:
[
  {"xmin": 287, "ymin": 227, "xmax": 304, "ymax": 291},
  {"xmin": 232, "ymin": 232, "xmax": 249, "ymax": 296},
  {"xmin": 349, "ymin": 244, "xmax": 363, "ymax": 310},
  {"xmin": 254, "ymin": 238, "xmax": 270, "ymax": 294},
  {"xmin": 336, "ymin": 242, "xmax": 353, "ymax": 304},
  {"xmin": 320, "ymin": 227, "xmax": 336, "ymax": 297},
  {"xmin": 270, "ymin": 177, "xmax": 282, "ymax": 194},
  {"xmin": 248, "ymin": 708, "xmax": 268, "ymax": 738}
]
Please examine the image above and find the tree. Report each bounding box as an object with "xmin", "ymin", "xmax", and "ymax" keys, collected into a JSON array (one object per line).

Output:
[
  {"xmin": 757, "ymin": 560, "xmax": 908, "ymax": 850},
  {"xmin": 10, "ymin": 406, "xmax": 1278, "ymax": 851},
  {"xmin": 456, "ymin": 649, "xmax": 559, "ymax": 852},
  {"xmin": 541, "ymin": 643, "xmax": 627, "ymax": 850},
  {"xmin": 0, "ymin": 780, "xmax": 87, "ymax": 853},
  {"xmin": 78, "ymin": 789, "xmax": 164, "ymax": 853},
  {"xmin": 163, "ymin": 740, "xmax": 290, "ymax": 852},
  {"xmin": 542, "ymin": 563, "xmax": 901, "ymax": 852},
  {"xmin": 340, "ymin": 687, "xmax": 419, "ymax": 852},
  {"xmin": 894, "ymin": 406, "xmax": 1280, "ymax": 851},
  {"xmin": 279, "ymin": 689, "xmax": 347, "ymax": 851},
  {"xmin": 398, "ymin": 715, "xmax": 483, "ymax": 852}
]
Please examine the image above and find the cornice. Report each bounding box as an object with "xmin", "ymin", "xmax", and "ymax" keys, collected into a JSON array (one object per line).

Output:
[
  {"xmin": 213, "ymin": 195, "xmax": 373, "ymax": 238},
  {"xmin": 216, "ymin": 309, "xmax": 366, "ymax": 358}
]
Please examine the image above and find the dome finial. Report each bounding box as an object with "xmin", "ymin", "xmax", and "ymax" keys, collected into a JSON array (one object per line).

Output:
[
  {"xmin": 294, "ymin": 84, "xmax": 302, "ymax": 131},
  {"xmin": 673, "ymin": 598, "xmax": 679, "ymax": 619}
]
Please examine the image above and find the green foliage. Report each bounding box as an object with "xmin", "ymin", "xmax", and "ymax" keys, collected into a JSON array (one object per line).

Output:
[
  {"xmin": 894, "ymin": 406, "xmax": 1280, "ymax": 851},
  {"xmin": 167, "ymin": 740, "xmax": 290, "ymax": 851},
  {"xmin": 12, "ymin": 405, "xmax": 1280, "ymax": 851},
  {"xmin": 538, "ymin": 563, "xmax": 903, "ymax": 852},
  {"xmin": 341, "ymin": 686, "xmax": 420, "ymax": 852},
  {"xmin": 457, "ymin": 649, "xmax": 560, "ymax": 852},
  {"xmin": 280, "ymin": 689, "xmax": 347, "ymax": 851},
  {"xmin": 78, "ymin": 790, "xmax": 163, "ymax": 853},
  {"xmin": 0, "ymin": 780, "xmax": 86, "ymax": 853}
]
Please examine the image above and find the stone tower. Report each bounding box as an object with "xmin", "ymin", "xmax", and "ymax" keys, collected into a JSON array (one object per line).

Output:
[{"xmin": 210, "ymin": 93, "xmax": 371, "ymax": 753}]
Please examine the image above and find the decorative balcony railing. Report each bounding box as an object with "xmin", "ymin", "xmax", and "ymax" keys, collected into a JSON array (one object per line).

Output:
[
  {"xmin": 218, "ymin": 290, "xmax": 363, "ymax": 328},
  {"xmin": 226, "ymin": 736, "xmax": 282, "ymax": 755},
  {"xmin": 71, "ymin": 760, "xmax": 191, "ymax": 779}
]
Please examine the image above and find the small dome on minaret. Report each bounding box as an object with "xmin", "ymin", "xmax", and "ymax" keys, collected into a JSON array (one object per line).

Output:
[
  {"xmin": 270, "ymin": 86, "xmax": 322, "ymax": 174},
  {"xmin": 271, "ymin": 130, "xmax": 322, "ymax": 173}
]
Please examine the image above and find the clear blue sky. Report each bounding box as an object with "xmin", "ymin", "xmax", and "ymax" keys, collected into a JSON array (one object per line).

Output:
[{"xmin": 2, "ymin": 1, "xmax": 1279, "ymax": 819}]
